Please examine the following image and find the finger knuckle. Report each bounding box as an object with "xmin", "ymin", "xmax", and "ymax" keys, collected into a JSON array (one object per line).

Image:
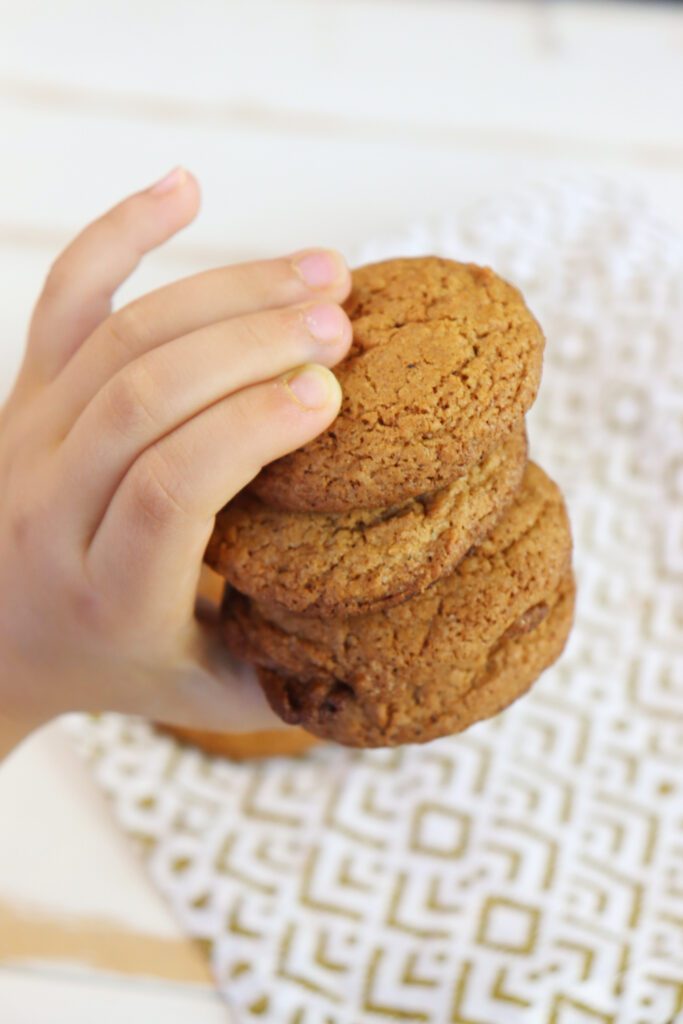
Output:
[
  {"xmin": 65, "ymin": 574, "xmax": 110, "ymax": 635},
  {"xmin": 223, "ymin": 390, "xmax": 276, "ymax": 478},
  {"xmin": 106, "ymin": 301, "xmax": 150, "ymax": 358},
  {"xmin": 224, "ymin": 386, "xmax": 258, "ymax": 437},
  {"xmin": 104, "ymin": 361, "xmax": 159, "ymax": 439},
  {"xmin": 4, "ymin": 457, "xmax": 50, "ymax": 561},
  {"xmin": 279, "ymin": 304, "xmax": 308, "ymax": 342},
  {"xmin": 131, "ymin": 448, "xmax": 193, "ymax": 528},
  {"xmin": 240, "ymin": 314, "xmax": 278, "ymax": 363}
]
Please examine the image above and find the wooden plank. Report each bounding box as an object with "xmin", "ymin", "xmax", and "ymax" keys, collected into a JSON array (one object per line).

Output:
[
  {"xmin": 2, "ymin": 98, "xmax": 683, "ymax": 253},
  {"xmin": 1, "ymin": 0, "xmax": 682, "ymax": 151},
  {"xmin": 0, "ymin": 900, "xmax": 213, "ymax": 985}
]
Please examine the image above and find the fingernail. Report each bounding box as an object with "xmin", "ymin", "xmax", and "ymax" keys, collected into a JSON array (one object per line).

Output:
[
  {"xmin": 304, "ymin": 303, "xmax": 347, "ymax": 344},
  {"xmin": 292, "ymin": 250, "xmax": 343, "ymax": 289},
  {"xmin": 282, "ymin": 364, "xmax": 340, "ymax": 409},
  {"xmin": 149, "ymin": 166, "xmax": 187, "ymax": 195}
]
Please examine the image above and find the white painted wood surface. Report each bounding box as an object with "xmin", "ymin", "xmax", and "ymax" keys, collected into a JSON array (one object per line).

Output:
[{"xmin": 1, "ymin": 1, "xmax": 682, "ymax": 1018}]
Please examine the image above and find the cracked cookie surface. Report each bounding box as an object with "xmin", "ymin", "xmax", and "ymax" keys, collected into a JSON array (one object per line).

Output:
[
  {"xmin": 221, "ymin": 463, "xmax": 574, "ymax": 747},
  {"xmin": 250, "ymin": 257, "xmax": 545, "ymax": 512},
  {"xmin": 206, "ymin": 424, "xmax": 527, "ymax": 618}
]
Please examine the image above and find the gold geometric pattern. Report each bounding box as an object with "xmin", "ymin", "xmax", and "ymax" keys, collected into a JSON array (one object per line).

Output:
[
  {"xmin": 68, "ymin": 184, "xmax": 683, "ymax": 1023},
  {"xmin": 476, "ymin": 897, "xmax": 540, "ymax": 955}
]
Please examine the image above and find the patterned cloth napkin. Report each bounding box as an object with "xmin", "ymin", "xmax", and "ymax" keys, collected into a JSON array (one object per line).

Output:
[{"xmin": 68, "ymin": 182, "xmax": 683, "ymax": 1023}]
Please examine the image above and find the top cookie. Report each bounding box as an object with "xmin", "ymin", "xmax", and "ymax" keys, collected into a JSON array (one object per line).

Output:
[{"xmin": 250, "ymin": 257, "xmax": 544, "ymax": 512}]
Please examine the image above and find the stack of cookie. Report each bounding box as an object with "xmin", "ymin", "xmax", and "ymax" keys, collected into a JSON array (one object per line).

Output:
[{"xmin": 206, "ymin": 257, "xmax": 575, "ymax": 748}]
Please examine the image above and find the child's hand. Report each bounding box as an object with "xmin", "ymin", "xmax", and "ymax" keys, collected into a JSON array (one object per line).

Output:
[{"xmin": 0, "ymin": 168, "xmax": 352, "ymax": 755}]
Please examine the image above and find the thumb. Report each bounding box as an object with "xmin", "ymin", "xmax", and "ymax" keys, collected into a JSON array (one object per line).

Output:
[{"xmin": 150, "ymin": 616, "xmax": 286, "ymax": 735}]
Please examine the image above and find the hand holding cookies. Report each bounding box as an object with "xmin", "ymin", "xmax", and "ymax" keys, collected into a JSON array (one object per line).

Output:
[{"xmin": 0, "ymin": 168, "xmax": 353, "ymax": 756}]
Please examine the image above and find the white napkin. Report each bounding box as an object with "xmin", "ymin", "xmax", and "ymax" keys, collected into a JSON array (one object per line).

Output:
[{"xmin": 68, "ymin": 180, "xmax": 683, "ymax": 1023}]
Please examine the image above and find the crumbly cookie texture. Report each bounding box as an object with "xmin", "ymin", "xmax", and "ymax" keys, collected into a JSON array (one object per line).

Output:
[
  {"xmin": 221, "ymin": 463, "xmax": 574, "ymax": 747},
  {"xmin": 206, "ymin": 423, "xmax": 527, "ymax": 619},
  {"xmin": 250, "ymin": 257, "xmax": 545, "ymax": 512}
]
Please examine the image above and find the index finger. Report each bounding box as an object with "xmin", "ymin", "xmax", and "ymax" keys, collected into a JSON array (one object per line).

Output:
[{"xmin": 27, "ymin": 167, "xmax": 201, "ymax": 386}]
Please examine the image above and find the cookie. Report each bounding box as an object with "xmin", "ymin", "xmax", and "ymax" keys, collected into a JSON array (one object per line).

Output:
[
  {"xmin": 259, "ymin": 576, "xmax": 573, "ymax": 748},
  {"xmin": 250, "ymin": 257, "xmax": 544, "ymax": 512},
  {"xmin": 158, "ymin": 724, "xmax": 320, "ymax": 760},
  {"xmin": 221, "ymin": 463, "xmax": 574, "ymax": 747},
  {"xmin": 206, "ymin": 423, "xmax": 527, "ymax": 618}
]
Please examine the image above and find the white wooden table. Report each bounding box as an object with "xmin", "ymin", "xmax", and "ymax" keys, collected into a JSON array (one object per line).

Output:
[{"xmin": 1, "ymin": 1, "xmax": 682, "ymax": 1019}]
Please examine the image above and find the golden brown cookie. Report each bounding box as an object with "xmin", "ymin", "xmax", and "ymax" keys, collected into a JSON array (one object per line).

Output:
[
  {"xmin": 221, "ymin": 463, "xmax": 574, "ymax": 747},
  {"xmin": 158, "ymin": 724, "xmax": 320, "ymax": 760},
  {"xmin": 206, "ymin": 423, "xmax": 527, "ymax": 618},
  {"xmin": 260, "ymin": 578, "xmax": 573, "ymax": 748},
  {"xmin": 250, "ymin": 257, "xmax": 544, "ymax": 512}
]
